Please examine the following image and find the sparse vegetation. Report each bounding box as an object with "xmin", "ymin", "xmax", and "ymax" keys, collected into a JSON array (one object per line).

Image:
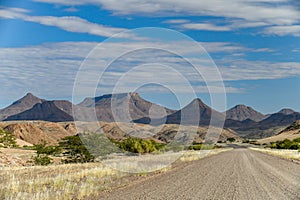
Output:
[
  {"xmin": 268, "ymin": 138, "xmax": 300, "ymax": 150},
  {"xmin": 251, "ymin": 147, "xmax": 300, "ymax": 160},
  {"xmin": 284, "ymin": 121, "xmax": 300, "ymax": 132},
  {"xmin": 117, "ymin": 137, "xmax": 165, "ymax": 154},
  {"xmin": 31, "ymin": 141, "xmax": 61, "ymax": 166},
  {"xmin": 59, "ymin": 135, "xmax": 95, "ymax": 163},
  {"xmin": 227, "ymin": 137, "xmax": 236, "ymax": 143},
  {"xmin": 32, "ymin": 154, "xmax": 53, "ymax": 166},
  {"xmin": 162, "ymin": 143, "xmax": 185, "ymax": 152},
  {"xmin": 0, "ymin": 128, "xmax": 18, "ymax": 148},
  {"xmin": 0, "ymin": 163, "xmax": 125, "ymax": 200},
  {"xmin": 188, "ymin": 143, "xmax": 215, "ymax": 150},
  {"xmin": 80, "ymin": 133, "xmax": 121, "ymax": 158},
  {"xmin": 34, "ymin": 141, "xmax": 61, "ymax": 156}
]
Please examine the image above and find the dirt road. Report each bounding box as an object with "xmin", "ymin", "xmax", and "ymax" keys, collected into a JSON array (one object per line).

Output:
[{"xmin": 101, "ymin": 148, "xmax": 300, "ymax": 200}]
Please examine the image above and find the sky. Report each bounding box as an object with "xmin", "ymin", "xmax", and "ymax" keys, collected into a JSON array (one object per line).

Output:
[{"xmin": 0, "ymin": 0, "xmax": 300, "ymax": 114}]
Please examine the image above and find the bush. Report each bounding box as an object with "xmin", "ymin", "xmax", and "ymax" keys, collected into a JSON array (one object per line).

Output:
[
  {"xmin": 227, "ymin": 138, "xmax": 236, "ymax": 143},
  {"xmin": 80, "ymin": 133, "xmax": 121, "ymax": 157},
  {"xmin": 118, "ymin": 138, "xmax": 164, "ymax": 154},
  {"xmin": 242, "ymin": 139, "xmax": 250, "ymax": 143},
  {"xmin": 188, "ymin": 143, "xmax": 214, "ymax": 150},
  {"xmin": 59, "ymin": 135, "xmax": 94, "ymax": 163},
  {"xmin": 31, "ymin": 141, "xmax": 56, "ymax": 166},
  {"xmin": 293, "ymin": 138, "xmax": 300, "ymax": 143},
  {"xmin": 0, "ymin": 128, "xmax": 18, "ymax": 148},
  {"xmin": 269, "ymin": 138, "xmax": 300, "ymax": 150},
  {"xmin": 163, "ymin": 143, "xmax": 185, "ymax": 152},
  {"xmin": 33, "ymin": 155, "xmax": 53, "ymax": 166},
  {"xmin": 34, "ymin": 142, "xmax": 61, "ymax": 156}
]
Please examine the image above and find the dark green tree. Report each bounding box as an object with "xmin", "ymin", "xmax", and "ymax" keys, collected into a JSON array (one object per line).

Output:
[{"xmin": 59, "ymin": 135, "xmax": 94, "ymax": 163}]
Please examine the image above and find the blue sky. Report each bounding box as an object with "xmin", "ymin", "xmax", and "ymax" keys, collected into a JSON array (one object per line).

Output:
[{"xmin": 0, "ymin": 0, "xmax": 300, "ymax": 114}]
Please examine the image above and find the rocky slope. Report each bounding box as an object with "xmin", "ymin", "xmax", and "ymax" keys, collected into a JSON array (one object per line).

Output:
[
  {"xmin": 165, "ymin": 98, "xmax": 225, "ymax": 126},
  {"xmin": 225, "ymin": 104, "xmax": 266, "ymax": 122},
  {"xmin": 0, "ymin": 121, "xmax": 76, "ymax": 145},
  {"xmin": 0, "ymin": 93, "xmax": 44, "ymax": 121},
  {"xmin": 0, "ymin": 121, "xmax": 240, "ymax": 146},
  {"xmin": 5, "ymin": 101, "xmax": 74, "ymax": 122},
  {"xmin": 78, "ymin": 93, "xmax": 176, "ymax": 122},
  {"xmin": 258, "ymin": 120, "xmax": 300, "ymax": 144}
]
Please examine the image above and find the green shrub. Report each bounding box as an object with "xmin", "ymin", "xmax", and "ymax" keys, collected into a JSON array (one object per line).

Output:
[
  {"xmin": 0, "ymin": 128, "xmax": 18, "ymax": 148},
  {"xmin": 188, "ymin": 143, "xmax": 214, "ymax": 150},
  {"xmin": 293, "ymin": 138, "xmax": 300, "ymax": 143},
  {"xmin": 34, "ymin": 142, "xmax": 61, "ymax": 156},
  {"xmin": 59, "ymin": 135, "xmax": 94, "ymax": 163},
  {"xmin": 242, "ymin": 139, "xmax": 250, "ymax": 143},
  {"xmin": 163, "ymin": 143, "xmax": 185, "ymax": 152},
  {"xmin": 80, "ymin": 133, "xmax": 121, "ymax": 157},
  {"xmin": 33, "ymin": 155, "xmax": 53, "ymax": 166},
  {"xmin": 31, "ymin": 141, "xmax": 57, "ymax": 166},
  {"xmin": 269, "ymin": 138, "xmax": 300, "ymax": 150},
  {"xmin": 188, "ymin": 144, "xmax": 202, "ymax": 150},
  {"xmin": 118, "ymin": 138, "xmax": 164, "ymax": 154},
  {"xmin": 227, "ymin": 138, "xmax": 236, "ymax": 143}
]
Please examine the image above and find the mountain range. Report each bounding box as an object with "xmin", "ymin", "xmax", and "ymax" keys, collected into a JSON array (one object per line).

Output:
[{"xmin": 1, "ymin": 92, "xmax": 300, "ymax": 139}]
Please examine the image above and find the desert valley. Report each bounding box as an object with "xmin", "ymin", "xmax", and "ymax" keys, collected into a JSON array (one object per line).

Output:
[{"xmin": 1, "ymin": 93, "xmax": 300, "ymax": 199}]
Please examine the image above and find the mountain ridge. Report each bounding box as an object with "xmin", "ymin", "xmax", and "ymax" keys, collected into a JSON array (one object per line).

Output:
[
  {"xmin": 1, "ymin": 93, "xmax": 300, "ymax": 139},
  {"xmin": 0, "ymin": 93, "xmax": 45, "ymax": 121},
  {"xmin": 225, "ymin": 104, "xmax": 266, "ymax": 122}
]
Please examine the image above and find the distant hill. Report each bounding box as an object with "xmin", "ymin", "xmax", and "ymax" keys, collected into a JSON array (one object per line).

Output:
[
  {"xmin": 0, "ymin": 121, "xmax": 240, "ymax": 146},
  {"xmin": 1, "ymin": 92, "xmax": 300, "ymax": 140},
  {"xmin": 224, "ymin": 110, "xmax": 300, "ymax": 139},
  {"xmin": 78, "ymin": 92, "xmax": 176, "ymax": 122},
  {"xmin": 277, "ymin": 108, "xmax": 296, "ymax": 115},
  {"xmin": 165, "ymin": 98, "xmax": 225, "ymax": 126},
  {"xmin": 1, "ymin": 92, "xmax": 176, "ymax": 123},
  {"xmin": 225, "ymin": 104, "xmax": 266, "ymax": 122},
  {"xmin": 4, "ymin": 101, "xmax": 74, "ymax": 122},
  {"xmin": 258, "ymin": 120, "xmax": 300, "ymax": 144},
  {"xmin": 0, "ymin": 121, "xmax": 76, "ymax": 145},
  {"xmin": 258, "ymin": 112, "xmax": 300, "ymax": 128},
  {"xmin": 0, "ymin": 93, "xmax": 44, "ymax": 121},
  {"xmin": 52, "ymin": 100, "xmax": 74, "ymax": 116},
  {"xmin": 81, "ymin": 121, "xmax": 241, "ymax": 144}
]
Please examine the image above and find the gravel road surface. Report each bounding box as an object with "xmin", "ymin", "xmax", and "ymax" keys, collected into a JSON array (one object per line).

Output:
[{"xmin": 101, "ymin": 148, "xmax": 300, "ymax": 200}]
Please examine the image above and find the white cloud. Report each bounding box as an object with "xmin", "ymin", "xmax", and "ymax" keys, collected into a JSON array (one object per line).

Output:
[
  {"xmin": 201, "ymin": 42, "xmax": 246, "ymax": 53},
  {"xmin": 0, "ymin": 7, "xmax": 135, "ymax": 38},
  {"xmin": 0, "ymin": 7, "xmax": 29, "ymax": 19},
  {"xmin": 263, "ymin": 25, "xmax": 300, "ymax": 37},
  {"xmin": 219, "ymin": 60, "xmax": 300, "ymax": 81},
  {"xmin": 292, "ymin": 48, "xmax": 300, "ymax": 53},
  {"xmin": 63, "ymin": 7, "xmax": 79, "ymax": 12},
  {"xmin": 0, "ymin": 41, "xmax": 299, "ymax": 102},
  {"xmin": 163, "ymin": 19, "xmax": 190, "ymax": 24},
  {"xmin": 34, "ymin": 0, "xmax": 300, "ymax": 26},
  {"xmin": 180, "ymin": 23, "xmax": 231, "ymax": 31},
  {"xmin": 24, "ymin": 15, "xmax": 132, "ymax": 38},
  {"xmin": 252, "ymin": 48, "xmax": 275, "ymax": 53},
  {"xmin": 228, "ymin": 20, "xmax": 269, "ymax": 28},
  {"xmin": 34, "ymin": 0, "xmax": 300, "ymax": 36}
]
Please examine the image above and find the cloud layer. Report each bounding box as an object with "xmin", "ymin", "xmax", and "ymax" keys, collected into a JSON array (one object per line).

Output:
[
  {"xmin": 0, "ymin": 7, "xmax": 134, "ymax": 38},
  {"xmin": 1, "ymin": 41, "xmax": 300, "ymax": 103},
  {"xmin": 34, "ymin": 0, "xmax": 300, "ymax": 36}
]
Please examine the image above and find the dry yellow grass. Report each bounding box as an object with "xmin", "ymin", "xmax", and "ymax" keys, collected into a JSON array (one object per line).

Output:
[
  {"xmin": 250, "ymin": 147, "xmax": 300, "ymax": 160},
  {"xmin": 0, "ymin": 148, "xmax": 232, "ymax": 200},
  {"xmin": 179, "ymin": 148, "xmax": 233, "ymax": 162},
  {"xmin": 0, "ymin": 163, "xmax": 126, "ymax": 200}
]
